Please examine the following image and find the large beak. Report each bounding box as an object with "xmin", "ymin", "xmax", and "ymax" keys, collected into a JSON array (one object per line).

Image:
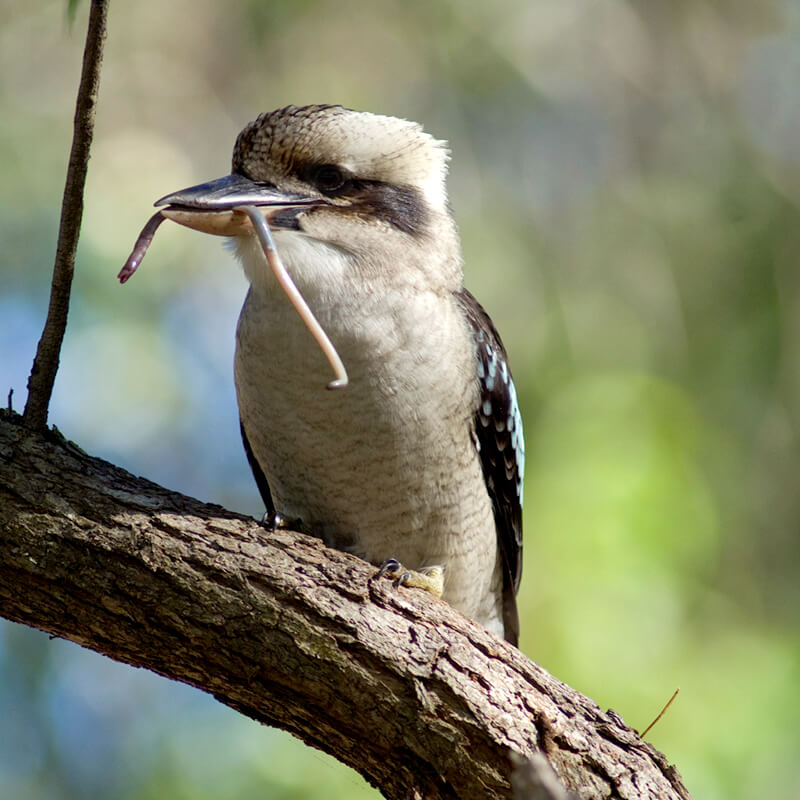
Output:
[{"xmin": 155, "ymin": 173, "xmax": 324, "ymax": 236}]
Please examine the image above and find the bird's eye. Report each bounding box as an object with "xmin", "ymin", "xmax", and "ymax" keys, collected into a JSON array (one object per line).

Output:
[{"xmin": 313, "ymin": 164, "xmax": 347, "ymax": 193}]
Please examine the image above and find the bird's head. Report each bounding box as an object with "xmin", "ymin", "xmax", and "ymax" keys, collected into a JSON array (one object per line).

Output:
[{"xmin": 156, "ymin": 105, "xmax": 461, "ymax": 293}]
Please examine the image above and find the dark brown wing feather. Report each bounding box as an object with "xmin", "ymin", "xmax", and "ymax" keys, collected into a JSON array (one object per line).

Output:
[
  {"xmin": 454, "ymin": 289, "xmax": 524, "ymax": 646},
  {"xmin": 240, "ymin": 418, "xmax": 275, "ymax": 518}
]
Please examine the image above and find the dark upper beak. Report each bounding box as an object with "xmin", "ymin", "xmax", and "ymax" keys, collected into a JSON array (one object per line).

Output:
[
  {"xmin": 156, "ymin": 173, "xmax": 320, "ymax": 210},
  {"xmin": 155, "ymin": 173, "xmax": 324, "ymax": 236}
]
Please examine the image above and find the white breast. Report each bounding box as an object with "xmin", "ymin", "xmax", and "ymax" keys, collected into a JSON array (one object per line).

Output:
[{"xmin": 233, "ymin": 232, "xmax": 503, "ymax": 633}]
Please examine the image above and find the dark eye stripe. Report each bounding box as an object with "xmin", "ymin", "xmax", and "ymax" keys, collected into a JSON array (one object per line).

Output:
[
  {"xmin": 282, "ymin": 159, "xmax": 432, "ymax": 237},
  {"xmin": 348, "ymin": 180, "xmax": 428, "ymax": 236}
]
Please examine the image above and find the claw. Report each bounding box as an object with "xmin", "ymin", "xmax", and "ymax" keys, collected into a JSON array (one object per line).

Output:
[
  {"xmin": 261, "ymin": 510, "xmax": 304, "ymax": 531},
  {"xmin": 376, "ymin": 557, "xmax": 403, "ymax": 580}
]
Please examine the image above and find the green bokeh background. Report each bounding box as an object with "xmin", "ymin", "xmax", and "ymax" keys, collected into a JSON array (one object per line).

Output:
[{"xmin": 2, "ymin": 1, "xmax": 799, "ymax": 798}]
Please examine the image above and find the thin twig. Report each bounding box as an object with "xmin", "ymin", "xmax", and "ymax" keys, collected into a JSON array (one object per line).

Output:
[
  {"xmin": 641, "ymin": 688, "xmax": 680, "ymax": 739},
  {"xmin": 23, "ymin": 0, "xmax": 109, "ymax": 430}
]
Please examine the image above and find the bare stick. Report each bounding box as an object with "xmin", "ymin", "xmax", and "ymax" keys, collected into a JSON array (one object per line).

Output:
[
  {"xmin": 118, "ymin": 212, "xmax": 166, "ymax": 283},
  {"xmin": 235, "ymin": 205, "xmax": 349, "ymax": 390},
  {"xmin": 641, "ymin": 688, "xmax": 680, "ymax": 739},
  {"xmin": 23, "ymin": 0, "xmax": 109, "ymax": 429}
]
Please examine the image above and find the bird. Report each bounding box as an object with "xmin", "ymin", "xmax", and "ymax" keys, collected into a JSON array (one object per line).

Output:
[{"xmin": 153, "ymin": 105, "xmax": 524, "ymax": 644}]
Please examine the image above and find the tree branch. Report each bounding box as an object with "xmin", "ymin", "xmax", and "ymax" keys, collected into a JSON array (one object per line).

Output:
[
  {"xmin": 23, "ymin": 0, "xmax": 108, "ymax": 430},
  {"xmin": 0, "ymin": 410, "xmax": 691, "ymax": 800}
]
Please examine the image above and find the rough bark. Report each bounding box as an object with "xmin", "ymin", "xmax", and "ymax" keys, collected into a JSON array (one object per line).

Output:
[{"xmin": 0, "ymin": 410, "xmax": 691, "ymax": 800}]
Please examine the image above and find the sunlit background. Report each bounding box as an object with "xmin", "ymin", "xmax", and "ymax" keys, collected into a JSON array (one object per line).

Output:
[{"xmin": 2, "ymin": 1, "xmax": 799, "ymax": 798}]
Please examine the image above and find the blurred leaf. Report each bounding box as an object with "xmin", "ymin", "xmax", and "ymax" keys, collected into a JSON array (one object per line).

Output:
[{"xmin": 66, "ymin": 0, "xmax": 82, "ymax": 27}]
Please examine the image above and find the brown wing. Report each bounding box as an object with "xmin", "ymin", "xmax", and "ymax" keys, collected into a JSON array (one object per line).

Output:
[{"xmin": 455, "ymin": 289, "xmax": 524, "ymax": 645}]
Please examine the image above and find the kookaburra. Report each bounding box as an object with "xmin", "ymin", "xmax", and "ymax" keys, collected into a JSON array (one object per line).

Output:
[{"xmin": 148, "ymin": 105, "xmax": 524, "ymax": 644}]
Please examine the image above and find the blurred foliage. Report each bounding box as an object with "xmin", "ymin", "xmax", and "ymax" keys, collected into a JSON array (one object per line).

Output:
[
  {"xmin": 1, "ymin": 0, "xmax": 799, "ymax": 798},
  {"xmin": 66, "ymin": 0, "xmax": 81, "ymax": 27}
]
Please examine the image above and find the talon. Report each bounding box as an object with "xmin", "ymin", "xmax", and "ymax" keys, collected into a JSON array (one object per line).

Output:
[
  {"xmin": 396, "ymin": 571, "xmax": 412, "ymax": 588},
  {"xmin": 261, "ymin": 510, "xmax": 304, "ymax": 531},
  {"xmin": 376, "ymin": 558, "xmax": 403, "ymax": 580}
]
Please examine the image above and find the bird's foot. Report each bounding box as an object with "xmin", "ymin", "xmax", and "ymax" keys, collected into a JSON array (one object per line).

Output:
[
  {"xmin": 375, "ymin": 558, "xmax": 445, "ymax": 598},
  {"xmin": 261, "ymin": 510, "xmax": 307, "ymax": 532}
]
